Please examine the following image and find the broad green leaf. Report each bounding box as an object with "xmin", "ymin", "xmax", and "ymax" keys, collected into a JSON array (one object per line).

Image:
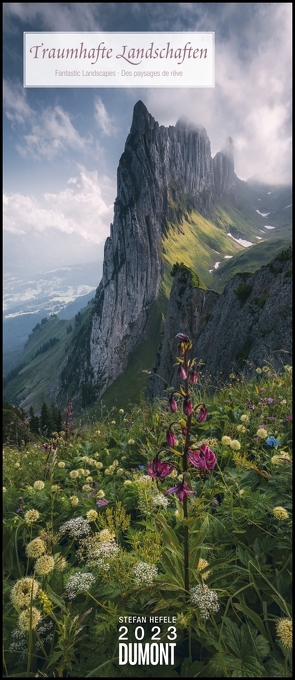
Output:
[{"xmin": 234, "ymin": 602, "xmax": 269, "ymax": 640}]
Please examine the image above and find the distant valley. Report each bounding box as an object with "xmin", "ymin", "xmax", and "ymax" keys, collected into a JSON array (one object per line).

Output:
[{"xmin": 3, "ymin": 261, "xmax": 102, "ymax": 375}]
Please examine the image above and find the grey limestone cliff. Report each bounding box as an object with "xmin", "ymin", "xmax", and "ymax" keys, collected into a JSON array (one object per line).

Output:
[
  {"xmin": 85, "ymin": 101, "xmax": 236, "ymax": 402},
  {"xmin": 149, "ymin": 252, "xmax": 292, "ymax": 399}
]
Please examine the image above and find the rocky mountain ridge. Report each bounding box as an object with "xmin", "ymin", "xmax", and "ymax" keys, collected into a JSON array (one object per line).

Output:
[
  {"xmin": 62, "ymin": 101, "xmax": 238, "ymax": 405},
  {"xmin": 149, "ymin": 249, "xmax": 292, "ymax": 399}
]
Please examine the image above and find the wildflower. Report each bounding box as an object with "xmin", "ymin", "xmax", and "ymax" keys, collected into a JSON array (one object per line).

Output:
[
  {"xmin": 33, "ymin": 480, "xmax": 45, "ymax": 490},
  {"xmin": 96, "ymin": 489, "xmax": 105, "ymax": 498},
  {"xmin": 152, "ymin": 493, "xmax": 169, "ymax": 508},
  {"xmin": 271, "ymin": 453, "xmax": 291, "ymax": 465},
  {"xmin": 189, "ymin": 584, "xmax": 219, "ymax": 620},
  {"xmin": 26, "ymin": 538, "xmax": 46, "ymax": 559},
  {"xmin": 188, "ymin": 367, "xmax": 198, "ymax": 384},
  {"xmin": 35, "ymin": 555, "xmax": 55, "ymax": 576},
  {"xmin": 51, "ymin": 485, "xmax": 59, "ymax": 492},
  {"xmin": 24, "ymin": 509, "xmax": 40, "ymax": 523},
  {"xmin": 176, "ymin": 333, "xmax": 190, "ymax": 342},
  {"xmin": 86, "ymin": 509, "xmax": 98, "ymax": 521},
  {"xmin": 119, "ymin": 409, "xmax": 124, "ymax": 414},
  {"xmin": 188, "ymin": 444, "xmax": 217, "ymax": 472},
  {"xmin": 166, "ymin": 426, "xmax": 177, "ymax": 447},
  {"xmin": 240, "ymin": 414, "xmax": 249, "ymax": 423},
  {"xmin": 37, "ymin": 589, "xmax": 53, "ymax": 615},
  {"xmin": 133, "ymin": 562, "xmax": 158, "ymax": 586},
  {"xmin": 256, "ymin": 428, "xmax": 268, "ymax": 439},
  {"xmin": 111, "ymin": 420, "xmax": 116, "ymax": 425},
  {"xmin": 86, "ymin": 476, "xmax": 93, "ymax": 483},
  {"xmin": 96, "ymin": 461, "xmax": 104, "ymax": 469},
  {"xmin": 96, "ymin": 498, "xmax": 109, "ymax": 507},
  {"xmin": 266, "ymin": 397, "xmax": 274, "ymax": 403},
  {"xmin": 236, "ymin": 424, "xmax": 246, "ymax": 433},
  {"xmin": 221, "ymin": 435, "xmax": 232, "ymax": 446},
  {"xmin": 69, "ymin": 470, "xmax": 79, "ymax": 479},
  {"xmin": 99, "ymin": 529, "xmax": 115, "ymax": 541},
  {"xmin": 230, "ymin": 440, "xmax": 241, "ymax": 451},
  {"xmin": 55, "ymin": 556, "xmax": 68, "ymax": 572},
  {"xmin": 256, "ymin": 367, "xmax": 262, "ymax": 374},
  {"xmin": 262, "ymin": 365, "xmax": 270, "ymax": 373},
  {"xmin": 197, "ymin": 558, "xmax": 210, "ymax": 579},
  {"xmin": 58, "ymin": 461, "xmax": 66, "ymax": 468},
  {"xmin": 82, "ymin": 484, "xmax": 92, "ymax": 492},
  {"xmin": 11, "ymin": 578, "xmax": 40, "ymax": 608},
  {"xmin": 14, "ymin": 462, "xmax": 20, "ymax": 468},
  {"xmin": 124, "ymin": 480, "xmax": 132, "ymax": 485},
  {"xmin": 273, "ymin": 506, "xmax": 289, "ymax": 520},
  {"xmin": 195, "ymin": 404, "xmax": 208, "ymax": 422},
  {"xmin": 70, "ymin": 495, "xmax": 79, "ymax": 506},
  {"xmin": 128, "ymin": 439, "xmax": 135, "ymax": 445},
  {"xmin": 147, "ymin": 457, "xmax": 175, "ymax": 480},
  {"xmin": 65, "ymin": 572, "xmax": 96, "ymax": 600},
  {"xmin": 265, "ymin": 436, "xmax": 280, "ymax": 447},
  {"xmin": 166, "ymin": 478, "xmax": 196, "ymax": 502},
  {"xmin": 60, "ymin": 517, "xmax": 91, "ymax": 538},
  {"xmin": 3, "ymin": 487, "xmax": 6, "ymax": 492},
  {"xmin": 19, "ymin": 607, "xmax": 42, "ymax": 632},
  {"xmin": 178, "ymin": 365, "xmax": 187, "ymax": 380},
  {"xmin": 275, "ymin": 619, "xmax": 292, "ymax": 649},
  {"xmin": 183, "ymin": 397, "xmax": 193, "ymax": 416},
  {"xmin": 169, "ymin": 394, "xmax": 178, "ymax": 412}
]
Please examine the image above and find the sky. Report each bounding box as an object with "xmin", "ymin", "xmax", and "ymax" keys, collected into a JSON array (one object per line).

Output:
[{"xmin": 3, "ymin": 2, "xmax": 292, "ymax": 266}]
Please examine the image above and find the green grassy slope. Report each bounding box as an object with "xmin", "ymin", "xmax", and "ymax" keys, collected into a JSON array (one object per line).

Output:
[
  {"xmin": 3, "ymin": 307, "xmax": 92, "ymax": 412},
  {"xmin": 213, "ymin": 237, "xmax": 292, "ymax": 292},
  {"xmin": 4, "ymin": 180, "xmax": 291, "ymax": 415}
]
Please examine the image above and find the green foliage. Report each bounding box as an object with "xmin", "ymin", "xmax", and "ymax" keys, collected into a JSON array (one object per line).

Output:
[
  {"xmin": 234, "ymin": 281, "xmax": 253, "ymax": 303},
  {"xmin": 3, "ymin": 366, "xmax": 292, "ymax": 677}
]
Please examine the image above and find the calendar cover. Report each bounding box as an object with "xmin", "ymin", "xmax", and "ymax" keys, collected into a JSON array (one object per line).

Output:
[{"xmin": 3, "ymin": 3, "xmax": 292, "ymax": 678}]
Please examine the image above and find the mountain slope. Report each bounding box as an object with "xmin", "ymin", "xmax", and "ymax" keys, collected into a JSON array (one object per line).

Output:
[{"xmin": 4, "ymin": 101, "xmax": 292, "ymax": 413}]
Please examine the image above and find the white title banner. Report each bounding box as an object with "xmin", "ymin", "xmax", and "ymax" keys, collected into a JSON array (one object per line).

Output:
[{"xmin": 24, "ymin": 32, "xmax": 215, "ymax": 88}]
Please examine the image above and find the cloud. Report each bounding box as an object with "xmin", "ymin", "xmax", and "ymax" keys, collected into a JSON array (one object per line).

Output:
[
  {"xmin": 143, "ymin": 3, "xmax": 292, "ymax": 184},
  {"xmin": 4, "ymin": 81, "xmax": 99, "ymax": 160},
  {"xmin": 3, "ymin": 80, "xmax": 33, "ymax": 124},
  {"xmin": 94, "ymin": 97, "xmax": 118, "ymax": 136},
  {"xmin": 4, "ymin": 2, "xmax": 101, "ymax": 32},
  {"xmin": 3, "ymin": 168, "xmax": 116, "ymax": 244}
]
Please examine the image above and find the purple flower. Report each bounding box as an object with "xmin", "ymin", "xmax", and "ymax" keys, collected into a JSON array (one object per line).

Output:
[
  {"xmin": 166, "ymin": 427, "xmax": 177, "ymax": 447},
  {"xmin": 96, "ymin": 498, "xmax": 109, "ymax": 507},
  {"xmin": 165, "ymin": 478, "xmax": 196, "ymax": 501},
  {"xmin": 195, "ymin": 404, "xmax": 208, "ymax": 422},
  {"xmin": 266, "ymin": 398, "xmax": 274, "ymax": 404},
  {"xmin": 183, "ymin": 397, "xmax": 193, "ymax": 416},
  {"xmin": 169, "ymin": 394, "xmax": 178, "ymax": 412},
  {"xmin": 188, "ymin": 368, "xmax": 198, "ymax": 384},
  {"xmin": 176, "ymin": 333, "xmax": 190, "ymax": 342},
  {"xmin": 188, "ymin": 444, "xmax": 217, "ymax": 472},
  {"xmin": 148, "ymin": 457, "xmax": 175, "ymax": 480},
  {"xmin": 178, "ymin": 365, "xmax": 187, "ymax": 380}
]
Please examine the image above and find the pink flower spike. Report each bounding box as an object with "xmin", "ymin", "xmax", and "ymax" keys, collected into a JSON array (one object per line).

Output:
[
  {"xmin": 178, "ymin": 365, "xmax": 187, "ymax": 380},
  {"xmin": 148, "ymin": 457, "xmax": 175, "ymax": 480},
  {"xmin": 188, "ymin": 444, "xmax": 217, "ymax": 472},
  {"xmin": 189, "ymin": 369, "xmax": 198, "ymax": 384},
  {"xmin": 183, "ymin": 397, "xmax": 193, "ymax": 416},
  {"xmin": 176, "ymin": 333, "xmax": 190, "ymax": 342},
  {"xmin": 195, "ymin": 404, "xmax": 208, "ymax": 422},
  {"xmin": 166, "ymin": 427, "xmax": 177, "ymax": 447},
  {"xmin": 165, "ymin": 479, "xmax": 196, "ymax": 501},
  {"xmin": 169, "ymin": 394, "xmax": 178, "ymax": 412}
]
